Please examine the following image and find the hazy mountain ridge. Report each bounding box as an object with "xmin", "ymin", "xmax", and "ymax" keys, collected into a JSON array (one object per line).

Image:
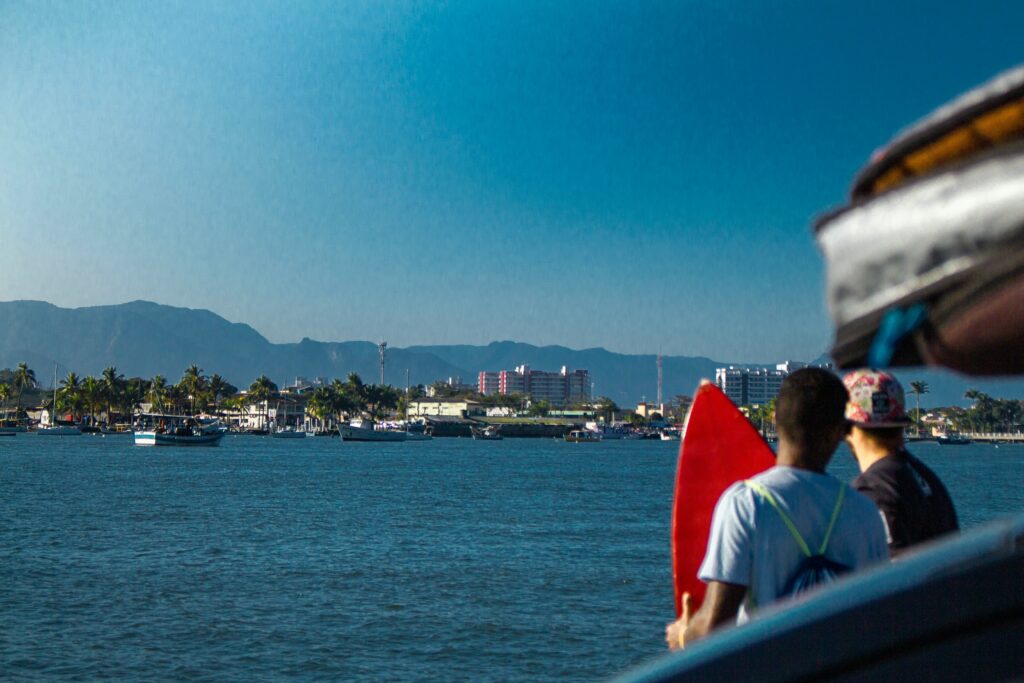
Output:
[
  {"xmin": 0, "ymin": 300, "xmax": 1021, "ymax": 406},
  {"xmin": 0, "ymin": 301, "xmax": 718, "ymax": 402}
]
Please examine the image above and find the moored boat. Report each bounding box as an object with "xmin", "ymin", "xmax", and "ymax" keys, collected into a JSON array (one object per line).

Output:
[
  {"xmin": 0, "ymin": 419, "xmax": 28, "ymax": 433},
  {"xmin": 936, "ymin": 433, "xmax": 972, "ymax": 445},
  {"xmin": 565, "ymin": 429, "xmax": 602, "ymax": 443},
  {"xmin": 36, "ymin": 423, "xmax": 82, "ymax": 436},
  {"xmin": 134, "ymin": 415, "xmax": 224, "ymax": 447},
  {"xmin": 270, "ymin": 430, "xmax": 305, "ymax": 440},
  {"xmin": 405, "ymin": 422, "xmax": 434, "ymax": 441},
  {"xmin": 135, "ymin": 429, "xmax": 224, "ymax": 446},
  {"xmin": 339, "ymin": 419, "xmax": 407, "ymax": 442}
]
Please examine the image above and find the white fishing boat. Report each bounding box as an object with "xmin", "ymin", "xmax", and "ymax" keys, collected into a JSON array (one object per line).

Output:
[
  {"xmin": 37, "ymin": 424, "xmax": 83, "ymax": 436},
  {"xmin": 271, "ymin": 402, "xmax": 306, "ymax": 438},
  {"xmin": 339, "ymin": 419, "xmax": 407, "ymax": 442},
  {"xmin": 272, "ymin": 426, "xmax": 306, "ymax": 439},
  {"xmin": 134, "ymin": 415, "xmax": 224, "ymax": 447}
]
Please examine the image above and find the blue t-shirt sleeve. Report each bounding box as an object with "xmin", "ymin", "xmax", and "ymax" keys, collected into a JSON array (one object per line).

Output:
[{"xmin": 698, "ymin": 483, "xmax": 755, "ymax": 587}]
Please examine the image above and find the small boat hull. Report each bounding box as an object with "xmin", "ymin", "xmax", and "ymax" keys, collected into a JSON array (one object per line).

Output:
[
  {"xmin": 405, "ymin": 431, "xmax": 433, "ymax": 441},
  {"xmin": 565, "ymin": 430, "xmax": 602, "ymax": 443},
  {"xmin": 134, "ymin": 431, "xmax": 224, "ymax": 447},
  {"xmin": 37, "ymin": 426, "xmax": 82, "ymax": 436},
  {"xmin": 271, "ymin": 429, "xmax": 307, "ymax": 439},
  {"xmin": 339, "ymin": 424, "xmax": 407, "ymax": 442}
]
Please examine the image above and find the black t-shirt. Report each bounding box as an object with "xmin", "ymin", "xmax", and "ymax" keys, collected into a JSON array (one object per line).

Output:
[{"xmin": 853, "ymin": 449, "xmax": 959, "ymax": 556}]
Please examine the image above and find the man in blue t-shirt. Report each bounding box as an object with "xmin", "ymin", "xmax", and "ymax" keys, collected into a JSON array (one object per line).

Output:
[{"xmin": 666, "ymin": 368, "xmax": 888, "ymax": 649}]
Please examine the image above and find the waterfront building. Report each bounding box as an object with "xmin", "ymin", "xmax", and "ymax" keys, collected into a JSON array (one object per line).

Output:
[
  {"xmin": 715, "ymin": 367, "xmax": 747, "ymax": 405},
  {"xmin": 635, "ymin": 402, "xmax": 667, "ymax": 419},
  {"xmin": 407, "ymin": 398, "xmax": 485, "ymax": 419},
  {"xmin": 747, "ymin": 368, "xmax": 787, "ymax": 405},
  {"xmin": 284, "ymin": 376, "xmax": 325, "ymax": 395},
  {"xmin": 716, "ymin": 360, "xmax": 830, "ymax": 406},
  {"xmin": 427, "ymin": 377, "xmax": 476, "ymax": 397},
  {"xmin": 484, "ymin": 364, "xmax": 590, "ymax": 408},
  {"xmin": 478, "ymin": 372, "xmax": 500, "ymax": 396},
  {"xmin": 498, "ymin": 367, "xmax": 527, "ymax": 395}
]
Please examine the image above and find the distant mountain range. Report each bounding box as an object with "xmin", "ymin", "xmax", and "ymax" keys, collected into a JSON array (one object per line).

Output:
[{"xmin": 0, "ymin": 300, "xmax": 1022, "ymax": 407}]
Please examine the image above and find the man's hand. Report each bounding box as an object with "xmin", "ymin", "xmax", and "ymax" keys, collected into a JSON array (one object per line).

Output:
[
  {"xmin": 665, "ymin": 592, "xmax": 693, "ymax": 650},
  {"xmin": 665, "ymin": 581, "xmax": 746, "ymax": 650}
]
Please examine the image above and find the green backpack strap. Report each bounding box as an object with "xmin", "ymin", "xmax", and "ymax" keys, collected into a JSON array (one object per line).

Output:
[{"xmin": 745, "ymin": 480, "xmax": 846, "ymax": 558}]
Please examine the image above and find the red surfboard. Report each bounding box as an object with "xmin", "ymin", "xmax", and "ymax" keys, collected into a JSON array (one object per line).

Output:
[{"xmin": 671, "ymin": 382, "xmax": 776, "ymax": 617}]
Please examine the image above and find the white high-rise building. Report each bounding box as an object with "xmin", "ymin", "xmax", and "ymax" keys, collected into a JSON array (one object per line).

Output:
[
  {"xmin": 715, "ymin": 361, "xmax": 831, "ymax": 406},
  {"xmin": 715, "ymin": 367, "xmax": 747, "ymax": 405},
  {"xmin": 480, "ymin": 364, "xmax": 590, "ymax": 407}
]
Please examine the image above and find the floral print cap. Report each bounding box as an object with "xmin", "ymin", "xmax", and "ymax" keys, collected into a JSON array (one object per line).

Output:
[{"xmin": 842, "ymin": 369, "xmax": 911, "ymax": 427}]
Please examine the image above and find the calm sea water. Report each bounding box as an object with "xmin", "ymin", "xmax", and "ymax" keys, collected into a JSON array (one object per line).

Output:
[{"xmin": 2, "ymin": 436, "xmax": 1023, "ymax": 681}]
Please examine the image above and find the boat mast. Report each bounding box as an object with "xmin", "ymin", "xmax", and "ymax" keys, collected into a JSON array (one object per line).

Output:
[{"xmin": 52, "ymin": 364, "xmax": 58, "ymax": 427}]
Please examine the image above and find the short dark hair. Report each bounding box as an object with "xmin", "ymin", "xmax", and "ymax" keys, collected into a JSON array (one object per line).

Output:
[{"xmin": 775, "ymin": 367, "xmax": 848, "ymax": 450}]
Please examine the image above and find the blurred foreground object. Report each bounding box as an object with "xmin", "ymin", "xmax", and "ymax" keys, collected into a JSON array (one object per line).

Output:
[{"xmin": 816, "ymin": 65, "xmax": 1024, "ymax": 374}]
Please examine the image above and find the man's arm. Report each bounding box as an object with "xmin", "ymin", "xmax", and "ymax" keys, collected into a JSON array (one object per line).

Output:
[{"xmin": 665, "ymin": 581, "xmax": 746, "ymax": 650}]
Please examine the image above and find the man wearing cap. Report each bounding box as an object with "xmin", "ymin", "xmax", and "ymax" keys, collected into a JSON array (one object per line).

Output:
[{"xmin": 843, "ymin": 369, "xmax": 959, "ymax": 558}]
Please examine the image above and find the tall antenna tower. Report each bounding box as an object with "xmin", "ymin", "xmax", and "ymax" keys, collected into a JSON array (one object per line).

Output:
[
  {"xmin": 378, "ymin": 341, "xmax": 387, "ymax": 385},
  {"xmin": 657, "ymin": 355, "xmax": 663, "ymax": 406}
]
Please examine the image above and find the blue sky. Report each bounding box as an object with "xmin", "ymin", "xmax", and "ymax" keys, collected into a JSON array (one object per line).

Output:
[{"xmin": 1, "ymin": 1, "xmax": 1021, "ymax": 362}]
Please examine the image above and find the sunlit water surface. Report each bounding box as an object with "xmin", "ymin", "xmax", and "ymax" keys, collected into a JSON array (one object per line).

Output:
[{"xmin": 2, "ymin": 436, "xmax": 1022, "ymax": 681}]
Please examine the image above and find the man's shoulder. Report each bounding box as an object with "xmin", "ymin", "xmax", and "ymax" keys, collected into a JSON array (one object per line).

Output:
[
  {"xmin": 902, "ymin": 449, "xmax": 946, "ymax": 482},
  {"xmin": 854, "ymin": 455, "xmax": 903, "ymax": 493},
  {"xmin": 751, "ymin": 465, "xmax": 842, "ymax": 492}
]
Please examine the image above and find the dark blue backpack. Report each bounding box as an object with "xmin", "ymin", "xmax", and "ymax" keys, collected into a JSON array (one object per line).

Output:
[{"xmin": 746, "ymin": 480, "xmax": 852, "ymax": 597}]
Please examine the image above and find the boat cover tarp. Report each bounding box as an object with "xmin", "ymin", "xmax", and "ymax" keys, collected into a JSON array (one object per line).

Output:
[{"xmin": 815, "ymin": 65, "xmax": 1024, "ymax": 374}]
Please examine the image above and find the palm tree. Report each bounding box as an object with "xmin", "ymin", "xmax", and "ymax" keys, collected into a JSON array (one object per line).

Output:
[
  {"xmin": 101, "ymin": 367, "xmax": 125, "ymax": 424},
  {"xmin": 0, "ymin": 382, "xmax": 10, "ymax": 419},
  {"xmin": 334, "ymin": 377, "xmax": 364, "ymax": 417},
  {"xmin": 180, "ymin": 364, "xmax": 206, "ymax": 414},
  {"xmin": 329, "ymin": 380, "xmax": 357, "ymax": 420},
  {"xmin": 596, "ymin": 396, "xmax": 618, "ymax": 423},
  {"xmin": 248, "ymin": 375, "xmax": 278, "ymax": 430},
  {"xmin": 307, "ymin": 386, "xmax": 334, "ymax": 431},
  {"xmin": 81, "ymin": 376, "xmax": 102, "ymax": 426},
  {"xmin": 121, "ymin": 378, "xmax": 147, "ymax": 422},
  {"xmin": 346, "ymin": 373, "xmax": 365, "ymax": 400},
  {"xmin": 964, "ymin": 389, "xmax": 995, "ymax": 433},
  {"xmin": 908, "ymin": 381, "xmax": 929, "ymax": 437},
  {"xmin": 13, "ymin": 362, "xmax": 36, "ymax": 414},
  {"xmin": 207, "ymin": 374, "xmax": 229, "ymax": 415},
  {"xmin": 59, "ymin": 371, "xmax": 82, "ymax": 422}
]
